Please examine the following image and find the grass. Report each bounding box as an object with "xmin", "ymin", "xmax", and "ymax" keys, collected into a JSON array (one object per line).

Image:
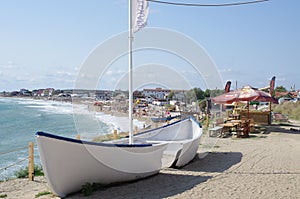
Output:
[
  {"xmin": 81, "ymin": 182, "xmax": 106, "ymax": 196},
  {"xmin": 273, "ymin": 101, "xmax": 300, "ymax": 120},
  {"xmin": 0, "ymin": 194, "xmax": 7, "ymax": 198},
  {"xmin": 35, "ymin": 191, "xmax": 51, "ymax": 198},
  {"xmin": 14, "ymin": 165, "xmax": 44, "ymax": 179}
]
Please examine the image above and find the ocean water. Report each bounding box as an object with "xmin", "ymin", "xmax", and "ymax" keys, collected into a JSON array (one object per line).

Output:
[{"xmin": 0, "ymin": 97, "xmax": 144, "ymax": 180}]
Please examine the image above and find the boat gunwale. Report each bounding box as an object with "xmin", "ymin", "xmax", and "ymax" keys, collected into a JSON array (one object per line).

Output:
[
  {"xmin": 35, "ymin": 117, "xmax": 201, "ymax": 148},
  {"xmin": 35, "ymin": 132, "xmax": 153, "ymax": 147},
  {"xmin": 136, "ymin": 116, "xmax": 202, "ymax": 136}
]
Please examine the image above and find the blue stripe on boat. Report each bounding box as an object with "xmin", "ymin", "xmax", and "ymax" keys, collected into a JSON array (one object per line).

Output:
[{"xmin": 35, "ymin": 132, "xmax": 152, "ymax": 147}]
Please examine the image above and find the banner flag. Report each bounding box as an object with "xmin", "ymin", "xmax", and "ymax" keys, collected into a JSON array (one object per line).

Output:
[
  {"xmin": 269, "ymin": 76, "xmax": 275, "ymax": 96},
  {"xmin": 225, "ymin": 81, "xmax": 231, "ymax": 93},
  {"xmin": 132, "ymin": 0, "xmax": 149, "ymax": 33}
]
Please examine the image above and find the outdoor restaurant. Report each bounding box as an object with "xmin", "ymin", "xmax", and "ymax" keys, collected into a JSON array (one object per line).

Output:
[{"xmin": 208, "ymin": 85, "xmax": 277, "ymax": 138}]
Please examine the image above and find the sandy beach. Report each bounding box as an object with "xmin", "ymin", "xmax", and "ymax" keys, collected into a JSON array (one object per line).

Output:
[{"xmin": 1, "ymin": 121, "xmax": 300, "ymax": 199}]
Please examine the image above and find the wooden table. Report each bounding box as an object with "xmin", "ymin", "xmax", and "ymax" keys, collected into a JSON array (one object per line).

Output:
[
  {"xmin": 220, "ymin": 121, "xmax": 242, "ymax": 137},
  {"xmin": 229, "ymin": 114, "xmax": 241, "ymax": 120}
]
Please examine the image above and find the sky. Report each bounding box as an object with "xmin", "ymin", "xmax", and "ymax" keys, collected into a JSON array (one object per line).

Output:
[{"xmin": 0, "ymin": 0, "xmax": 299, "ymax": 92}]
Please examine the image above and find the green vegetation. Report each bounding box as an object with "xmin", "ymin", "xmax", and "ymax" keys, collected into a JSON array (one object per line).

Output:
[
  {"xmin": 275, "ymin": 86, "xmax": 287, "ymax": 92},
  {"xmin": 35, "ymin": 191, "xmax": 52, "ymax": 198},
  {"xmin": 273, "ymin": 101, "xmax": 300, "ymax": 121},
  {"xmin": 185, "ymin": 88, "xmax": 223, "ymax": 102},
  {"xmin": 81, "ymin": 182, "xmax": 105, "ymax": 196},
  {"xmin": 0, "ymin": 194, "xmax": 7, "ymax": 198},
  {"xmin": 14, "ymin": 165, "xmax": 44, "ymax": 179}
]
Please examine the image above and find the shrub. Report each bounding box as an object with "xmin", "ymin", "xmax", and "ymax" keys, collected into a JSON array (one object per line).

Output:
[
  {"xmin": 81, "ymin": 182, "xmax": 104, "ymax": 196},
  {"xmin": 14, "ymin": 165, "xmax": 44, "ymax": 178}
]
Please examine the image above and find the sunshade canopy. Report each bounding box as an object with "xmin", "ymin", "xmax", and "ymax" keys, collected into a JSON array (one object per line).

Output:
[{"xmin": 211, "ymin": 85, "xmax": 276, "ymax": 104}]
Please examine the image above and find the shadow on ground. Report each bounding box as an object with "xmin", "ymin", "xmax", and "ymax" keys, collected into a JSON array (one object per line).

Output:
[
  {"xmin": 66, "ymin": 152, "xmax": 242, "ymax": 199},
  {"xmin": 266, "ymin": 123, "xmax": 300, "ymax": 134},
  {"xmin": 183, "ymin": 152, "xmax": 243, "ymax": 173},
  {"xmin": 67, "ymin": 173, "xmax": 211, "ymax": 199}
]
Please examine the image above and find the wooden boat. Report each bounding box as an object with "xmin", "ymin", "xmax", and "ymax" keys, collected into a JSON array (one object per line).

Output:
[
  {"xmin": 112, "ymin": 117, "xmax": 203, "ymax": 168},
  {"xmin": 35, "ymin": 117, "xmax": 202, "ymax": 197},
  {"xmin": 36, "ymin": 132, "xmax": 167, "ymax": 197}
]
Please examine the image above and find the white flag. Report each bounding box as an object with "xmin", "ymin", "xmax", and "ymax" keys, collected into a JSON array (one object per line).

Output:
[{"xmin": 132, "ymin": 0, "xmax": 149, "ymax": 33}]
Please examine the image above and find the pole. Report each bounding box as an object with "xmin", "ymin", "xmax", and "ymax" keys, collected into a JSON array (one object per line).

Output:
[
  {"xmin": 113, "ymin": 129, "xmax": 118, "ymax": 140},
  {"xmin": 247, "ymin": 101, "xmax": 250, "ymax": 119},
  {"xmin": 128, "ymin": 0, "xmax": 134, "ymax": 144},
  {"xmin": 76, "ymin": 134, "xmax": 81, "ymax": 140},
  {"xmin": 206, "ymin": 99, "xmax": 209, "ymax": 128},
  {"xmin": 28, "ymin": 142, "xmax": 34, "ymax": 181}
]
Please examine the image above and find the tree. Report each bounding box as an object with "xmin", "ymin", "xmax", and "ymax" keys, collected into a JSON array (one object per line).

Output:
[
  {"xmin": 192, "ymin": 88, "xmax": 204, "ymax": 100},
  {"xmin": 204, "ymin": 89, "xmax": 211, "ymax": 98},
  {"xmin": 167, "ymin": 91, "xmax": 175, "ymax": 101},
  {"xmin": 275, "ymin": 86, "xmax": 287, "ymax": 92},
  {"xmin": 198, "ymin": 99, "xmax": 206, "ymax": 112},
  {"xmin": 185, "ymin": 90, "xmax": 196, "ymax": 104}
]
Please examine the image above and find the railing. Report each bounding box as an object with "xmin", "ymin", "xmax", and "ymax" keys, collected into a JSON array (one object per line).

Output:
[{"xmin": 0, "ymin": 142, "xmax": 35, "ymax": 181}]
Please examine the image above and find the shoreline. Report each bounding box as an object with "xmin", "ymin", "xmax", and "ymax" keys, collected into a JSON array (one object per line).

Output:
[
  {"xmin": 0, "ymin": 96, "xmax": 153, "ymax": 181},
  {"xmin": 1, "ymin": 96, "xmax": 152, "ymax": 134},
  {"xmin": 1, "ymin": 121, "xmax": 299, "ymax": 198}
]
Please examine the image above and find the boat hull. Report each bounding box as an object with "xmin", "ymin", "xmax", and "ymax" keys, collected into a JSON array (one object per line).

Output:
[
  {"xmin": 36, "ymin": 132, "xmax": 166, "ymax": 197},
  {"xmin": 114, "ymin": 117, "xmax": 203, "ymax": 168}
]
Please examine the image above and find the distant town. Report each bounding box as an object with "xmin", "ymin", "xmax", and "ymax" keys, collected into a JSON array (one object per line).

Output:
[
  {"xmin": 1, "ymin": 86, "xmax": 299, "ymax": 112},
  {"xmin": 1, "ymin": 86, "xmax": 300, "ymax": 105},
  {"xmin": 1, "ymin": 86, "xmax": 300, "ymax": 123},
  {"xmin": 0, "ymin": 87, "xmax": 215, "ymax": 118},
  {"xmin": 0, "ymin": 87, "xmax": 203, "ymax": 103}
]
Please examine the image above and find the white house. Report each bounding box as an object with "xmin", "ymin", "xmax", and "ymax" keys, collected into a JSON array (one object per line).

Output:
[{"xmin": 142, "ymin": 88, "xmax": 170, "ymax": 100}]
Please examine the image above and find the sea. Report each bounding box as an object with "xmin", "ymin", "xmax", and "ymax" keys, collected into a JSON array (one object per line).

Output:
[{"xmin": 0, "ymin": 97, "xmax": 145, "ymax": 180}]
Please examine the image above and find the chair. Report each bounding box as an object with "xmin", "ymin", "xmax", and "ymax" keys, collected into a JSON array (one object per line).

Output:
[
  {"xmin": 249, "ymin": 118, "xmax": 255, "ymax": 133},
  {"xmin": 236, "ymin": 120, "xmax": 250, "ymax": 138}
]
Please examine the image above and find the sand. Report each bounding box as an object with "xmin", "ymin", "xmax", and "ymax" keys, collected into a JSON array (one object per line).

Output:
[{"xmin": 1, "ymin": 121, "xmax": 300, "ymax": 199}]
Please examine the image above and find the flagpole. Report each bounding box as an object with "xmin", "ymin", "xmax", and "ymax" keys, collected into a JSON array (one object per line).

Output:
[{"xmin": 128, "ymin": 0, "xmax": 134, "ymax": 145}]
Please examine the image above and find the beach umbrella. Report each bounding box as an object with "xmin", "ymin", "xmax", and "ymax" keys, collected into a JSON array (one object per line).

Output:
[
  {"xmin": 211, "ymin": 85, "xmax": 276, "ymax": 104},
  {"xmin": 211, "ymin": 85, "xmax": 277, "ymax": 119}
]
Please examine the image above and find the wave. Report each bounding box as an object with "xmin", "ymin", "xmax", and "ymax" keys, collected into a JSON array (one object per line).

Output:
[
  {"xmin": 1, "ymin": 98, "xmax": 145, "ymax": 134},
  {"xmin": 95, "ymin": 112, "xmax": 145, "ymax": 133}
]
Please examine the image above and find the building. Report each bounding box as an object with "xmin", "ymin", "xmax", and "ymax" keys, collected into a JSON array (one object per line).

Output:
[
  {"xmin": 41, "ymin": 88, "xmax": 55, "ymax": 97},
  {"xmin": 142, "ymin": 88, "xmax": 171, "ymax": 100},
  {"xmin": 95, "ymin": 90, "xmax": 112, "ymax": 100},
  {"xmin": 20, "ymin": 89, "xmax": 31, "ymax": 96}
]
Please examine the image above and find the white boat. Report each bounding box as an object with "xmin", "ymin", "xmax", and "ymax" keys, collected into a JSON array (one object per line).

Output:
[
  {"xmin": 36, "ymin": 132, "xmax": 167, "ymax": 197},
  {"xmin": 112, "ymin": 117, "xmax": 203, "ymax": 168}
]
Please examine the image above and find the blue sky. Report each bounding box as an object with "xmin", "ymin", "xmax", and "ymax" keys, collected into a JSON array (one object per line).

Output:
[{"xmin": 0, "ymin": 0, "xmax": 299, "ymax": 91}]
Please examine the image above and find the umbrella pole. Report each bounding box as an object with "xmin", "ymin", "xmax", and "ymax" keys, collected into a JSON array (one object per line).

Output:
[{"xmin": 247, "ymin": 101, "xmax": 250, "ymax": 119}]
